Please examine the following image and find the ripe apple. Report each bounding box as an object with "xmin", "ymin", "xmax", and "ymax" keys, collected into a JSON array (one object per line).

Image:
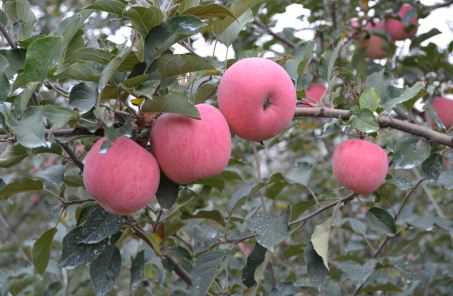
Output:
[
  {"xmin": 217, "ymin": 57, "xmax": 297, "ymax": 141},
  {"xmin": 361, "ymin": 22, "xmax": 391, "ymax": 59},
  {"xmin": 83, "ymin": 136, "xmax": 160, "ymax": 215},
  {"xmin": 332, "ymin": 139, "xmax": 389, "ymax": 195},
  {"xmin": 385, "ymin": 3, "xmax": 418, "ymax": 41},
  {"xmin": 303, "ymin": 83, "xmax": 327, "ymax": 106},
  {"xmin": 150, "ymin": 103, "xmax": 231, "ymax": 184},
  {"xmin": 429, "ymin": 96, "xmax": 453, "ymax": 128}
]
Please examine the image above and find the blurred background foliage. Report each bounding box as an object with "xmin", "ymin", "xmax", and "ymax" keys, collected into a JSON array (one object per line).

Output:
[{"xmin": 0, "ymin": 0, "xmax": 452, "ymax": 295}]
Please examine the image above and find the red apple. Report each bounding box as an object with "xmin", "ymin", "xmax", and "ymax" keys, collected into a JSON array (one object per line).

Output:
[
  {"xmin": 385, "ymin": 3, "xmax": 418, "ymax": 41},
  {"xmin": 303, "ymin": 83, "xmax": 327, "ymax": 106},
  {"xmin": 361, "ymin": 22, "xmax": 391, "ymax": 59},
  {"xmin": 429, "ymin": 96, "xmax": 453, "ymax": 128},
  {"xmin": 150, "ymin": 103, "xmax": 231, "ymax": 184},
  {"xmin": 83, "ymin": 137, "xmax": 160, "ymax": 215},
  {"xmin": 332, "ymin": 139, "xmax": 389, "ymax": 195},
  {"xmin": 217, "ymin": 58, "xmax": 297, "ymax": 141}
]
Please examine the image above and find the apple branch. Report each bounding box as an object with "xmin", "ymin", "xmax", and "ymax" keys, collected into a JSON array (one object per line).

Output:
[
  {"xmin": 295, "ymin": 107, "xmax": 453, "ymax": 148},
  {"xmin": 252, "ymin": 20, "xmax": 296, "ymax": 49},
  {"xmin": 0, "ymin": 23, "xmax": 17, "ymax": 49}
]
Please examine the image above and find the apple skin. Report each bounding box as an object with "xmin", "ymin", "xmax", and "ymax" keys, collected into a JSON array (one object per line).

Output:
[
  {"xmin": 217, "ymin": 57, "xmax": 296, "ymax": 141},
  {"xmin": 385, "ymin": 3, "xmax": 417, "ymax": 41},
  {"xmin": 83, "ymin": 136, "xmax": 160, "ymax": 215},
  {"xmin": 303, "ymin": 83, "xmax": 327, "ymax": 106},
  {"xmin": 332, "ymin": 139, "xmax": 389, "ymax": 195},
  {"xmin": 150, "ymin": 103, "xmax": 231, "ymax": 184},
  {"xmin": 430, "ymin": 96, "xmax": 453, "ymax": 128},
  {"xmin": 361, "ymin": 22, "xmax": 390, "ymax": 59}
]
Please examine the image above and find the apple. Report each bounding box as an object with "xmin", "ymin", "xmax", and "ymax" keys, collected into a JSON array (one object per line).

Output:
[
  {"xmin": 150, "ymin": 103, "xmax": 231, "ymax": 184},
  {"xmin": 332, "ymin": 139, "xmax": 389, "ymax": 195},
  {"xmin": 83, "ymin": 136, "xmax": 160, "ymax": 215},
  {"xmin": 303, "ymin": 83, "xmax": 327, "ymax": 106},
  {"xmin": 217, "ymin": 57, "xmax": 297, "ymax": 141},
  {"xmin": 361, "ymin": 22, "xmax": 391, "ymax": 59},
  {"xmin": 429, "ymin": 96, "xmax": 453, "ymax": 129},
  {"xmin": 385, "ymin": 3, "xmax": 418, "ymax": 41}
]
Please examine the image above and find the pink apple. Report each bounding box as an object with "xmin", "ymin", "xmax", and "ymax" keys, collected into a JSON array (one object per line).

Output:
[
  {"xmin": 303, "ymin": 83, "xmax": 327, "ymax": 106},
  {"xmin": 385, "ymin": 3, "xmax": 418, "ymax": 41},
  {"xmin": 83, "ymin": 136, "xmax": 160, "ymax": 215},
  {"xmin": 150, "ymin": 103, "xmax": 231, "ymax": 184},
  {"xmin": 217, "ymin": 58, "xmax": 297, "ymax": 141},
  {"xmin": 332, "ymin": 139, "xmax": 389, "ymax": 195},
  {"xmin": 429, "ymin": 96, "xmax": 453, "ymax": 128},
  {"xmin": 361, "ymin": 22, "xmax": 391, "ymax": 59}
]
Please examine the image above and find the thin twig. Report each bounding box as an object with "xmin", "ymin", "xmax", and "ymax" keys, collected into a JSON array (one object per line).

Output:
[
  {"xmin": 0, "ymin": 23, "xmax": 17, "ymax": 48},
  {"xmin": 252, "ymin": 20, "xmax": 296, "ymax": 49},
  {"xmin": 252, "ymin": 143, "xmax": 267, "ymax": 212},
  {"xmin": 55, "ymin": 139, "xmax": 84, "ymax": 172}
]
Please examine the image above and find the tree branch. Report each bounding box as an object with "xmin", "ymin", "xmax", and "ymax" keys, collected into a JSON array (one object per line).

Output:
[
  {"xmin": 253, "ymin": 20, "xmax": 296, "ymax": 49},
  {"xmin": 295, "ymin": 107, "xmax": 453, "ymax": 148},
  {"xmin": 55, "ymin": 139, "xmax": 84, "ymax": 172},
  {"xmin": 427, "ymin": 0, "xmax": 453, "ymax": 10},
  {"xmin": 0, "ymin": 23, "xmax": 17, "ymax": 49}
]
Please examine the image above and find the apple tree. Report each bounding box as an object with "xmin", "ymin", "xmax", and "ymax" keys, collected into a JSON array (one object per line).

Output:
[{"xmin": 0, "ymin": 0, "xmax": 452, "ymax": 295}]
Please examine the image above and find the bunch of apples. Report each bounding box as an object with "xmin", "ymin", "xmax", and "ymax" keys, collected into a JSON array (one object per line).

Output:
[{"xmin": 81, "ymin": 57, "xmax": 396, "ymax": 215}]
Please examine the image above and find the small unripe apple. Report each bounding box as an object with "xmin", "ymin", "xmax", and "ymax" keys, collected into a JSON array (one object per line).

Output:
[
  {"xmin": 83, "ymin": 137, "xmax": 160, "ymax": 215},
  {"xmin": 217, "ymin": 57, "xmax": 297, "ymax": 141},
  {"xmin": 385, "ymin": 3, "xmax": 418, "ymax": 41},
  {"xmin": 150, "ymin": 103, "xmax": 231, "ymax": 184},
  {"xmin": 332, "ymin": 139, "xmax": 389, "ymax": 195},
  {"xmin": 429, "ymin": 96, "xmax": 453, "ymax": 128},
  {"xmin": 361, "ymin": 22, "xmax": 391, "ymax": 59},
  {"xmin": 303, "ymin": 83, "xmax": 327, "ymax": 106}
]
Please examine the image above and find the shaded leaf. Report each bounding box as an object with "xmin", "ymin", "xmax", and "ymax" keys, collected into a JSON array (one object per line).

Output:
[
  {"xmin": 217, "ymin": 9, "xmax": 253, "ymax": 46},
  {"xmin": 438, "ymin": 169, "xmax": 453, "ymax": 190},
  {"xmin": 392, "ymin": 137, "xmax": 431, "ymax": 169},
  {"xmin": 247, "ymin": 212, "xmax": 288, "ymax": 249},
  {"xmin": 156, "ymin": 173, "xmax": 179, "ymax": 209},
  {"xmin": 89, "ymin": 245, "xmax": 122, "ymax": 296},
  {"xmin": 155, "ymin": 54, "xmax": 215, "ymax": 77},
  {"xmin": 351, "ymin": 109, "xmax": 379, "ymax": 133},
  {"xmin": 130, "ymin": 250, "xmax": 145, "ymax": 289},
  {"xmin": 85, "ymin": 0, "xmax": 126, "ymax": 15},
  {"xmin": 383, "ymin": 82, "xmax": 426, "ymax": 110},
  {"xmin": 0, "ymin": 177, "xmax": 43, "ymax": 200},
  {"xmin": 141, "ymin": 94, "xmax": 200, "ymax": 119},
  {"xmin": 98, "ymin": 45, "xmax": 131, "ymax": 93},
  {"xmin": 12, "ymin": 110, "xmax": 47, "ymax": 148},
  {"xmin": 32, "ymin": 228, "xmax": 57, "ymax": 274},
  {"xmin": 183, "ymin": 210, "xmax": 225, "ymax": 227},
  {"xmin": 0, "ymin": 144, "xmax": 28, "ymax": 168},
  {"xmin": 411, "ymin": 28, "xmax": 441, "ymax": 49},
  {"xmin": 304, "ymin": 242, "xmax": 328, "ymax": 286},
  {"xmin": 242, "ymin": 243, "xmax": 266, "ymax": 288},
  {"xmin": 69, "ymin": 83, "xmax": 96, "ymax": 114},
  {"xmin": 126, "ymin": 6, "xmax": 163, "ymax": 36},
  {"xmin": 40, "ymin": 105, "xmax": 77, "ymax": 129},
  {"xmin": 191, "ymin": 250, "xmax": 226, "ymax": 295},
  {"xmin": 144, "ymin": 16, "xmax": 205, "ymax": 64},
  {"xmin": 366, "ymin": 207, "xmax": 396, "ymax": 235},
  {"xmin": 184, "ymin": 4, "xmax": 235, "ymax": 20},
  {"xmin": 77, "ymin": 206, "xmax": 123, "ymax": 244}
]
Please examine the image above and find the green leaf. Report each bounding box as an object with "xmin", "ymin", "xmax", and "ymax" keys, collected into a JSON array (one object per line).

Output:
[
  {"xmin": 16, "ymin": 36, "xmax": 62, "ymax": 86},
  {"xmin": 0, "ymin": 177, "xmax": 43, "ymax": 200},
  {"xmin": 366, "ymin": 207, "xmax": 396, "ymax": 235},
  {"xmin": 60, "ymin": 226, "xmax": 110, "ymax": 268},
  {"xmin": 438, "ymin": 169, "xmax": 453, "ymax": 190},
  {"xmin": 392, "ymin": 136, "xmax": 431, "ymax": 169},
  {"xmin": 32, "ymin": 228, "xmax": 57, "ymax": 274},
  {"xmin": 337, "ymin": 260, "xmax": 376, "ymax": 285},
  {"xmin": 383, "ymin": 82, "xmax": 426, "ymax": 110},
  {"xmin": 156, "ymin": 173, "xmax": 180, "ymax": 209},
  {"xmin": 98, "ymin": 45, "xmax": 131, "ymax": 93},
  {"xmin": 247, "ymin": 212, "xmax": 289, "ymax": 249},
  {"xmin": 0, "ymin": 48, "xmax": 26, "ymax": 76},
  {"xmin": 227, "ymin": 182, "xmax": 258, "ymax": 213},
  {"xmin": 130, "ymin": 250, "xmax": 145, "ymax": 289},
  {"xmin": 191, "ymin": 251, "xmax": 226, "ymax": 295},
  {"xmin": 0, "ymin": 73, "xmax": 10, "ymax": 101},
  {"xmin": 57, "ymin": 12, "xmax": 91, "ymax": 62},
  {"xmin": 183, "ymin": 210, "xmax": 225, "ymax": 227},
  {"xmin": 327, "ymin": 39, "xmax": 344, "ymax": 82},
  {"xmin": 11, "ymin": 110, "xmax": 47, "ymax": 148},
  {"xmin": 0, "ymin": 144, "xmax": 28, "ymax": 167},
  {"xmin": 5, "ymin": 0, "xmax": 36, "ymax": 40},
  {"xmin": 183, "ymin": 4, "xmax": 236, "ymax": 20},
  {"xmin": 13, "ymin": 81, "xmax": 39, "ymax": 115},
  {"xmin": 77, "ymin": 206, "xmax": 123, "ymax": 244},
  {"xmin": 39, "ymin": 105, "xmax": 77, "ymax": 129},
  {"xmin": 69, "ymin": 83, "xmax": 97, "ymax": 114},
  {"xmin": 66, "ymin": 48, "xmax": 113, "ymax": 65},
  {"xmin": 85, "ymin": 0, "xmax": 126, "ymax": 15},
  {"xmin": 35, "ymin": 164, "xmax": 64, "ymax": 187},
  {"xmin": 141, "ymin": 94, "xmax": 200, "ymax": 119},
  {"xmin": 0, "ymin": 9, "xmax": 7, "ymax": 25},
  {"xmin": 144, "ymin": 16, "xmax": 205, "ymax": 64},
  {"xmin": 242, "ymin": 243, "xmax": 266, "ymax": 288},
  {"xmin": 126, "ymin": 6, "xmax": 163, "ymax": 37},
  {"xmin": 216, "ymin": 9, "xmax": 253, "ymax": 46},
  {"xmin": 411, "ymin": 29, "xmax": 441, "ymax": 49},
  {"xmin": 155, "ymin": 54, "xmax": 215, "ymax": 77},
  {"xmin": 359, "ymin": 88, "xmax": 381, "ymax": 111},
  {"xmin": 311, "ymin": 218, "xmax": 331, "ymax": 270},
  {"xmin": 351, "ymin": 109, "xmax": 379, "ymax": 133},
  {"xmin": 89, "ymin": 245, "xmax": 122, "ymax": 296},
  {"xmin": 57, "ymin": 62, "xmax": 101, "ymax": 81}
]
